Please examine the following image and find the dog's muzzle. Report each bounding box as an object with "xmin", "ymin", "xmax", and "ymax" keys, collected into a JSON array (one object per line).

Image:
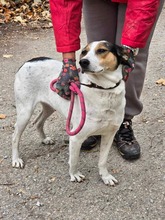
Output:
[{"xmin": 79, "ymin": 59, "xmax": 90, "ymax": 72}]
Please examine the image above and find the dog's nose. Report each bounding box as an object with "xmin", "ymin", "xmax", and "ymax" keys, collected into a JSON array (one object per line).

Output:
[{"xmin": 79, "ymin": 59, "xmax": 90, "ymax": 68}]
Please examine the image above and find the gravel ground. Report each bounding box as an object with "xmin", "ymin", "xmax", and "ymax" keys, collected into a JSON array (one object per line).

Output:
[{"xmin": 0, "ymin": 7, "xmax": 165, "ymax": 220}]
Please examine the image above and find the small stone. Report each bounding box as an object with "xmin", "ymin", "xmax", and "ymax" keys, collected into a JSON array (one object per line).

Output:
[{"xmin": 36, "ymin": 201, "xmax": 43, "ymax": 207}]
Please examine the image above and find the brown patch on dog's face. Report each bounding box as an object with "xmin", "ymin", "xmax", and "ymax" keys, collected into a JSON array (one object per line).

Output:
[
  {"xmin": 80, "ymin": 44, "xmax": 91, "ymax": 59},
  {"xmin": 95, "ymin": 42, "xmax": 118, "ymax": 71}
]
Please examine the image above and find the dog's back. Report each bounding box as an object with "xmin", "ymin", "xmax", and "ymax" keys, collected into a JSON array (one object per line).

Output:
[
  {"xmin": 14, "ymin": 58, "xmax": 63, "ymax": 111},
  {"xmin": 15, "ymin": 58, "xmax": 61, "ymax": 97}
]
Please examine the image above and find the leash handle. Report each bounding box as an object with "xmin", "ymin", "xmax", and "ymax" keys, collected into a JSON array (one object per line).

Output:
[
  {"xmin": 66, "ymin": 82, "xmax": 86, "ymax": 136},
  {"xmin": 50, "ymin": 79, "xmax": 86, "ymax": 136},
  {"xmin": 50, "ymin": 79, "xmax": 57, "ymax": 92}
]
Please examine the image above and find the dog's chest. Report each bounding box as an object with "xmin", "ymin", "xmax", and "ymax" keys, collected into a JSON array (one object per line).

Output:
[{"xmin": 85, "ymin": 89, "xmax": 124, "ymax": 122}]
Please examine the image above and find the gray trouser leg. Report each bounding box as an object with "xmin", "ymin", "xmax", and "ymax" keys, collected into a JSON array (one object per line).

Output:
[{"xmin": 83, "ymin": 0, "xmax": 164, "ymax": 119}]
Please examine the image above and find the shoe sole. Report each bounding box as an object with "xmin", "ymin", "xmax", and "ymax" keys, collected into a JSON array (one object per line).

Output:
[
  {"xmin": 81, "ymin": 142, "xmax": 98, "ymax": 151},
  {"xmin": 119, "ymin": 151, "xmax": 141, "ymax": 160}
]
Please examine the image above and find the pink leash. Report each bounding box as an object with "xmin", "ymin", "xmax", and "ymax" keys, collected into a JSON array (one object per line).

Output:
[{"xmin": 50, "ymin": 79, "xmax": 86, "ymax": 136}]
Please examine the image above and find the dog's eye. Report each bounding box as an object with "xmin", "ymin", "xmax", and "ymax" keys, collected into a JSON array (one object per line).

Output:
[
  {"xmin": 81, "ymin": 50, "xmax": 87, "ymax": 56},
  {"xmin": 97, "ymin": 49, "xmax": 107, "ymax": 54}
]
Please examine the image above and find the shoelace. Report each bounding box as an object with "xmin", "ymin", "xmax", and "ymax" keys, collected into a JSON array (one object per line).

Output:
[{"xmin": 119, "ymin": 121, "xmax": 134, "ymax": 142}]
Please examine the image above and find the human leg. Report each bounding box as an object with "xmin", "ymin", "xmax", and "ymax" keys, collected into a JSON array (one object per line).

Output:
[
  {"xmin": 82, "ymin": 0, "xmax": 118, "ymax": 150},
  {"xmin": 115, "ymin": 1, "xmax": 164, "ymax": 159},
  {"xmin": 83, "ymin": 0, "xmax": 118, "ymax": 44}
]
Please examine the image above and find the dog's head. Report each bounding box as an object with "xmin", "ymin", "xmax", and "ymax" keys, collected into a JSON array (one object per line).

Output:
[{"xmin": 79, "ymin": 41, "xmax": 128, "ymax": 74}]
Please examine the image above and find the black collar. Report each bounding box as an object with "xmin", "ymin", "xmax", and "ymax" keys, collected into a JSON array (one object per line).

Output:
[{"xmin": 80, "ymin": 80, "xmax": 121, "ymax": 90}]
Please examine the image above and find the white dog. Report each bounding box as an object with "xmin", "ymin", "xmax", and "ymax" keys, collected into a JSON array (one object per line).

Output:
[{"xmin": 12, "ymin": 41, "xmax": 127, "ymax": 185}]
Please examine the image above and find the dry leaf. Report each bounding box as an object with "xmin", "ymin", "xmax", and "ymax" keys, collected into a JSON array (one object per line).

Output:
[
  {"xmin": 29, "ymin": 195, "xmax": 40, "ymax": 200},
  {"xmin": 0, "ymin": 0, "xmax": 9, "ymax": 6},
  {"xmin": 0, "ymin": 114, "xmax": 6, "ymax": 119},
  {"xmin": 158, "ymin": 119, "xmax": 164, "ymax": 123},
  {"xmin": 48, "ymin": 176, "xmax": 56, "ymax": 183},
  {"xmin": 3, "ymin": 54, "xmax": 13, "ymax": 58},
  {"xmin": 111, "ymin": 169, "xmax": 120, "ymax": 174},
  {"xmin": 14, "ymin": 16, "xmax": 27, "ymax": 24},
  {"xmin": 156, "ymin": 78, "xmax": 165, "ymax": 86},
  {"xmin": 0, "ymin": 0, "xmax": 51, "ymax": 27},
  {"xmin": 34, "ymin": 0, "xmax": 42, "ymax": 3}
]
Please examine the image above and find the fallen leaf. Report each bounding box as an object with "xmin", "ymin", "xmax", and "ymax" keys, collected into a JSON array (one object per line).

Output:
[
  {"xmin": 3, "ymin": 54, "xmax": 13, "ymax": 58},
  {"xmin": 14, "ymin": 15, "xmax": 27, "ymax": 24},
  {"xmin": 111, "ymin": 169, "xmax": 120, "ymax": 174},
  {"xmin": 29, "ymin": 195, "xmax": 40, "ymax": 200},
  {"xmin": 158, "ymin": 119, "xmax": 164, "ymax": 123},
  {"xmin": 0, "ymin": 0, "xmax": 9, "ymax": 6},
  {"xmin": 34, "ymin": 0, "xmax": 42, "ymax": 3},
  {"xmin": 0, "ymin": 0, "xmax": 51, "ymax": 27},
  {"xmin": 48, "ymin": 176, "xmax": 56, "ymax": 183},
  {"xmin": 0, "ymin": 114, "xmax": 6, "ymax": 119},
  {"xmin": 156, "ymin": 78, "xmax": 165, "ymax": 86}
]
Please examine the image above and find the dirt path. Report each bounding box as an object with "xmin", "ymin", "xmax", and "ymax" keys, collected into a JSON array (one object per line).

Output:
[{"xmin": 0, "ymin": 7, "xmax": 165, "ymax": 220}]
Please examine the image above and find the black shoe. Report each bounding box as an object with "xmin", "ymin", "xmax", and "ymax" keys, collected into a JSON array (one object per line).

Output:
[
  {"xmin": 81, "ymin": 136, "xmax": 101, "ymax": 150},
  {"xmin": 114, "ymin": 119, "xmax": 140, "ymax": 160}
]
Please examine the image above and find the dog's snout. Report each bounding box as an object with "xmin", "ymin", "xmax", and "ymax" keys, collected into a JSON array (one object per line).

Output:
[{"xmin": 79, "ymin": 59, "xmax": 90, "ymax": 68}]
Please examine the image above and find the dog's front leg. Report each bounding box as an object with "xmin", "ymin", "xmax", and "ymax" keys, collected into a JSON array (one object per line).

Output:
[
  {"xmin": 68, "ymin": 137, "xmax": 85, "ymax": 182},
  {"xmin": 98, "ymin": 129, "xmax": 118, "ymax": 186}
]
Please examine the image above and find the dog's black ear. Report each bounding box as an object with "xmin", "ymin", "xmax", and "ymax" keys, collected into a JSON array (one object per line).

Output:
[
  {"xmin": 114, "ymin": 45, "xmax": 134, "ymax": 67},
  {"xmin": 114, "ymin": 45, "xmax": 124, "ymax": 57},
  {"xmin": 115, "ymin": 45, "xmax": 128, "ymax": 65}
]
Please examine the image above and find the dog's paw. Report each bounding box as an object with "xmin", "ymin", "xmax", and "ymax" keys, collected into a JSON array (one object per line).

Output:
[
  {"xmin": 70, "ymin": 172, "xmax": 85, "ymax": 182},
  {"xmin": 102, "ymin": 174, "xmax": 118, "ymax": 186},
  {"xmin": 12, "ymin": 158, "xmax": 24, "ymax": 168},
  {"xmin": 42, "ymin": 137, "xmax": 54, "ymax": 145}
]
